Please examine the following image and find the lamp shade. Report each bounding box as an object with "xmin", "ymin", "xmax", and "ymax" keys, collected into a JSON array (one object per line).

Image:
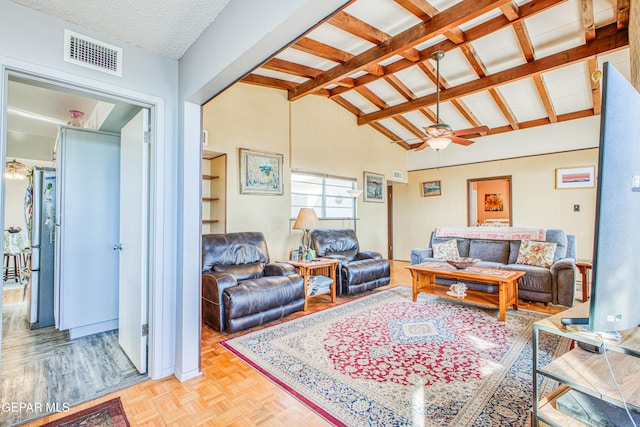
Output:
[
  {"xmin": 346, "ymin": 189, "xmax": 362, "ymax": 198},
  {"xmin": 428, "ymin": 137, "xmax": 451, "ymax": 151},
  {"xmin": 4, "ymin": 159, "xmax": 28, "ymax": 180},
  {"xmin": 293, "ymin": 208, "xmax": 320, "ymax": 230}
]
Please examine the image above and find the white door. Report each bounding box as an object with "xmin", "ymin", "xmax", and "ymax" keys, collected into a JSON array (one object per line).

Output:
[{"xmin": 118, "ymin": 109, "xmax": 149, "ymax": 374}]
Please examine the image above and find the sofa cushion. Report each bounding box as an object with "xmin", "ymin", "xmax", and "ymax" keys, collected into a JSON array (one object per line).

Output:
[
  {"xmin": 214, "ymin": 262, "xmax": 264, "ymax": 281},
  {"xmin": 516, "ymin": 240, "xmax": 557, "ymax": 268},
  {"xmin": 545, "ymin": 229, "xmax": 568, "ymax": 261},
  {"xmin": 469, "ymin": 239, "xmax": 510, "ymax": 264},
  {"xmin": 433, "ymin": 239, "xmax": 459, "ymax": 260},
  {"xmin": 502, "ymin": 264, "xmax": 552, "ymax": 293}
]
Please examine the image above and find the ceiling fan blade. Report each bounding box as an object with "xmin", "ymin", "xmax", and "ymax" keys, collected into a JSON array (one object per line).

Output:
[
  {"xmin": 453, "ymin": 126, "xmax": 489, "ymax": 137},
  {"xmin": 450, "ymin": 136, "xmax": 475, "ymax": 146},
  {"xmin": 388, "ymin": 136, "xmax": 426, "ymax": 144},
  {"xmin": 414, "ymin": 140, "xmax": 430, "ymax": 151}
]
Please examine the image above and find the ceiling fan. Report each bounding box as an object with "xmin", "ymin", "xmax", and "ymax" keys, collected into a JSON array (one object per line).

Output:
[{"xmin": 393, "ymin": 51, "xmax": 489, "ymax": 151}]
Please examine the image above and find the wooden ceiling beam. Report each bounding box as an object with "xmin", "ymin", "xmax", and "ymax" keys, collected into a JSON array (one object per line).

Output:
[
  {"xmin": 450, "ymin": 99, "xmax": 487, "ymax": 133},
  {"xmin": 393, "ymin": 115, "xmax": 426, "ymax": 138},
  {"xmin": 364, "ymin": 64, "xmax": 386, "ymax": 76},
  {"xmin": 334, "ymin": 78, "xmax": 356, "ymax": 88},
  {"xmin": 394, "ymin": 0, "xmax": 466, "ymax": 44},
  {"xmin": 580, "ymin": 0, "xmax": 596, "ymax": 42},
  {"xmin": 332, "ymin": 95, "xmax": 364, "ymax": 116},
  {"xmin": 617, "ymin": 0, "xmax": 630, "ymax": 30},
  {"xmin": 500, "ymin": 2, "xmax": 520, "ymax": 21},
  {"xmin": 327, "ymin": 0, "xmax": 565, "ymax": 98},
  {"xmin": 459, "ymin": 43, "xmax": 487, "ymax": 78},
  {"xmin": 587, "ymin": 57, "xmax": 602, "ymax": 114},
  {"xmin": 262, "ymin": 58, "xmax": 323, "ymax": 78},
  {"xmin": 356, "ymin": 86, "xmax": 390, "ymax": 109},
  {"xmin": 358, "ymin": 23, "xmax": 628, "ymax": 124},
  {"xmin": 419, "ymin": 107, "xmax": 437, "ymax": 122},
  {"xmin": 513, "ymin": 20, "xmax": 535, "ymax": 62},
  {"xmin": 288, "ymin": 0, "xmax": 513, "ymax": 101},
  {"xmin": 532, "ymin": 74, "xmax": 558, "ymax": 123},
  {"xmin": 488, "ymin": 87, "xmax": 520, "ymax": 130},
  {"xmin": 291, "ymin": 37, "xmax": 354, "ymax": 64},
  {"xmin": 384, "ymin": 75, "xmax": 417, "ymax": 101},
  {"xmin": 399, "ymin": 48, "xmax": 421, "ymax": 62},
  {"xmin": 241, "ymin": 74, "xmax": 301, "ymax": 90},
  {"xmin": 417, "ymin": 61, "xmax": 449, "ymax": 89},
  {"xmin": 369, "ymin": 122, "xmax": 409, "ymax": 149},
  {"xmin": 328, "ymin": 11, "xmax": 390, "ymax": 44}
]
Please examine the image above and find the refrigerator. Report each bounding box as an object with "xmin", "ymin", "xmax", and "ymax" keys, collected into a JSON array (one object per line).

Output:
[{"xmin": 28, "ymin": 166, "xmax": 56, "ymax": 329}]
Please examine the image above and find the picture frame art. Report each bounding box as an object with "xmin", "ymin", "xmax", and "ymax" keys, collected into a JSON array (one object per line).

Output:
[
  {"xmin": 239, "ymin": 148, "xmax": 284, "ymax": 195},
  {"xmin": 421, "ymin": 180, "xmax": 441, "ymax": 197},
  {"xmin": 555, "ymin": 166, "xmax": 595, "ymax": 189},
  {"xmin": 364, "ymin": 171, "xmax": 385, "ymax": 202}
]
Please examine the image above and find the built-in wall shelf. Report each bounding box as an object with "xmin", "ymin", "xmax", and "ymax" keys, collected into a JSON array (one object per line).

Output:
[
  {"xmin": 202, "ymin": 219, "xmax": 219, "ymax": 224},
  {"xmin": 202, "ymin": 156, "xmax": 225, "ymax": 234},
  {"xmin": 202, "ymin": 175, "xmax": 219, "ymax": 180},
  {"xmin": 202, "ymin": 197, "xmax": 219, "ymax": 202}
]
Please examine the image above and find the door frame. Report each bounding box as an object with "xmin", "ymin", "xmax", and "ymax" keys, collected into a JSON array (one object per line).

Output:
[
  {"xmin": 0, "ymin": 58, "xmax": 166, "ymax": 380},
  {"xmin": 467, "ymin": 175, "xmax": 513, "ymax": 227}
]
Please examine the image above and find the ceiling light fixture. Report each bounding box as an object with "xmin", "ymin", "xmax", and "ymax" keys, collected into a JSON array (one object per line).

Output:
[
  {"xmin": 4, "ymin": 159, "xmax": 29, "ymax": 180},
  {"xmin": 424, "ymin": 51, "xmax": 455, "ymax": 152},
  {"xmin": 591, "ymin": 55, "xmax": 602, "ymax": 84},
  {"xmin": 7, "ymin": 107, "xmax": 67, "ymax": 126}
]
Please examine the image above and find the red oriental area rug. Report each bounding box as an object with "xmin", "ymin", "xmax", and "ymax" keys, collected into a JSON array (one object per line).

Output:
[
  {"xmin": 222, "ymin": 287, "xmax": 570, "ymax": 427},
  {"xmin": 41, "ymin": 398, "xmax": 130, "ymax": 427}
]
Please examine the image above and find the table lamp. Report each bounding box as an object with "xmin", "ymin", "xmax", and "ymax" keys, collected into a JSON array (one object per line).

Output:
[{"xmin": 293, "ymin": 208, "xmax": 320, "ymax": 260}]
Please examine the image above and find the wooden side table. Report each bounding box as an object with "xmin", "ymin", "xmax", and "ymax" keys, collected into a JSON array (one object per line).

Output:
[
  {"xmin": 575, "ymin": 259, "xmax": 592, "ymax": 302},
  {"xmin": 285, "ymin": 259, "xmax": 339, "ymax": 310}
]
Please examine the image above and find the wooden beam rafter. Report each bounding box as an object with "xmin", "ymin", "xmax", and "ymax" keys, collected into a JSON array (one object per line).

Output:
[
  {"xmin": 587, "ymin": 58, "xmax": 602, "ymax": 114},
  {"xmin": 262, "ymin": 58, "xmax": 323, "ymax": 79},
  {"xmin": 327, "ymin": 0, "xmax": 565, "ymax": 98},
  {"xmin": 459, "ymin": 43, "xmax": 487, "ymax": 78},
  {"xmin": 369, "ymin": 122, "xmax": 409, "ymax": 149},
  {"xmin": 358, "ymin": 23, "xmax": 628, "ymax": 125},
  {"xmin": 512, "ymin": 20, "xmax": 535, "ymax": 62},
  {"xmin": 356, "ymin": 86, "xmax": 390, "ymax": 109},
  {"xmin": 291, "ymin": 37, "xmax": 354, "ymax": 64},
  {"xmin": 488, "ymin": 87, "xmax": 520, "ymax": 130},
  {"xmin": 328, "ymin": 11, "xmax": 390, "ymax": 45},
  {"xmin": 500, "ymin": 2, "xmax": 520, "ymax": 21},
  {"xmin": 393, "ymin": 115, "xmax": 426, "ymax": 138},
  {"xmin": 450, "ymin": 99, "xmax": 487, "ymax": 132},
  {"xmin": 288, "ymin": 0, "xmax": 513, "ymax": 101},
  {"xmin": 617, "ymin": 0, "xmax": 630, "ymax": 30},
  {"xmin": 332, "ymin": 95, "xmax": 364, "ymax": 116},
  {"xmin": 580, "ymin": 0, "xmax": 596, "ymax": 42},
  {"xmin": 532, "ymin": 74, "xmax": 558, "ymax": 123}
]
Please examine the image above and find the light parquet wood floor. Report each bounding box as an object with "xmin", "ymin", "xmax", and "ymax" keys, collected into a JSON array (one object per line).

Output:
[{"xmin": 18, "ymin": 261, "xmax": 568, "ymax": 427}]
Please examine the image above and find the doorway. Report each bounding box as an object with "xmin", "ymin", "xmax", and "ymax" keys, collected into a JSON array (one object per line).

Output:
[
  {"xmin": 1, "ymin": 73, "xmax": 150, "ymax": 424},
  {"xmin": 467, "ymin": 176, "xmax": 512, "ymax": 227}
]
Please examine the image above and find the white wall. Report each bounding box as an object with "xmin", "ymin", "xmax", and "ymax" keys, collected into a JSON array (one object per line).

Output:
[
  {"xmin": 394, "ymin": 148, "xmax": 599, "ymax": 262},
  {"xmin": 0, "ymin": 0, "xmax": 179, "ymax": 379},
  {"xmin": 202, "ymin": 83, "xmax": 407, "ymax": 259},
  {"xmin": 3, "ymin": 158, "xmax": 53, "ymax": 232}
]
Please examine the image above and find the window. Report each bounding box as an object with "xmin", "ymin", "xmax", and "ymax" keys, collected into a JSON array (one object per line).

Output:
[{"xmin": 291, "ymin": 172, "xmax": 356, "ymax": 219}]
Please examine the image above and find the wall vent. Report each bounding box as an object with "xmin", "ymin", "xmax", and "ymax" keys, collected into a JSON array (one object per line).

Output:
[
  {"xmin": 393, "ymin": 170, "xmax": 405, "ymax": 181},
  {"xmin": 64, "ymin": 30, "xmax": 122, "ymax": 77}
]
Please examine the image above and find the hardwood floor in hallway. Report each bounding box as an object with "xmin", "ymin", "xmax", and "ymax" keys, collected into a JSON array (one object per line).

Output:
[
  {"xmin": 17, "ymin": 260, "xmax": 567, "ymax": 426},
  {"xmin": 1, "ymin": 295, "xmax": 146, "ymax": 426}
]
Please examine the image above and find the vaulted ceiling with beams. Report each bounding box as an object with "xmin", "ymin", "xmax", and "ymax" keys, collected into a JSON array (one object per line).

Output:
[{"xmin": 240, "ymin": 0, "xmax": 630, "ymax": 151}]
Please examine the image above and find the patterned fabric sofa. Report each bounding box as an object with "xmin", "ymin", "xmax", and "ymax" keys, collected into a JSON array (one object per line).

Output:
[{"xmin": 410, "ymin": 226, "xmax": 576, "ymax": 306}]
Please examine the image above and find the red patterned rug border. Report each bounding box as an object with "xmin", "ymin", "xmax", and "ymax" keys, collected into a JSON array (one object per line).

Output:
[
  {"xmin": 220, "ymin": 340, "xmax": 345, "ymax": 427},
  {"xmin": 40, "ymin": 397, "xmax": 129, "ymax": 427}
]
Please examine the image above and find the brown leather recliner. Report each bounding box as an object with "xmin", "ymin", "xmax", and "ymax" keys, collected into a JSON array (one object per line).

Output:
[
  {"xmin": 310, "ymin": 229, "xmax": 390, "ymax": 296},
  {"xmin": 201, "ymin": 232, "xmax": 305, "ymax": 333}
]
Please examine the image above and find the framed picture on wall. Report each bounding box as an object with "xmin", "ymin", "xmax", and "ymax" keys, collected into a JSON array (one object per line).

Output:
[
  {"xmin": 239, "ymin": 148, "xmax": 284, "ymax": 195},
  {"xmin": 555, "ymin": 166, "xmax": 595, "ymax": 189},
  {"xmin": 421, "ymin": 180, "xmax": 441, "ymax": 197},
  {"xmin": 364, "ymin": 171, "xmax": 385, "ymax": 202}
]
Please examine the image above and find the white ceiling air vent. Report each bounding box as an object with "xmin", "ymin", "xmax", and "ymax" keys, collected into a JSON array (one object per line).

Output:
[{"xmin": 64, "ymin": 30, "xmax": 122, "ymax": 77}]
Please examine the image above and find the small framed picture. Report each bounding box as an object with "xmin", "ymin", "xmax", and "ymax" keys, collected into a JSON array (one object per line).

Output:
[
  {"xmin": 364, "ymin": 171, "xmax": 385, "ymax": 202},
  {"xmin": 555, "ymin": 166, "xmax": 595, "ymax": 189},
  {"xmin": 421, "ymin": 180, "xmax": 441, "ymax": 197},
  {"xmin": 239, "ymin": 148, "xmax": 284, "ymax": 195}
]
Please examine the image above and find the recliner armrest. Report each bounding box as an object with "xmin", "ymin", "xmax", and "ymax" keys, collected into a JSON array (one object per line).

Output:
[
  {"xmin": 357, "ymin": 251, "xmax": 383, "ymax": 260},
  {"xmin": 323, "ymin": 254, "xmax": 350, "ymax": 263},
  {"xmin": 410, "ymin": 248, "xmax": 433, "ymax": 265},
  {"xmin": 264, "ymin": 262, "xmax": 297, "ymax": 277},
  {"xmin": 550, "ymin": 258, "xmax": 576, "ymax": 274},
  {"xmin": 202, "ymin": 272, "xmax": 237, "ymax": 331}
]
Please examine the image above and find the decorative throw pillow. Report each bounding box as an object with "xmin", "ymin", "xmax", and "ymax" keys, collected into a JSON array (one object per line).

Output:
[
  {"xmin": 433, "ymin": 239, "xmax": 460, "ymax": 260},
  {"xmin": 516, "ymin": 240, "xmax": 557, "ymax": 268}
]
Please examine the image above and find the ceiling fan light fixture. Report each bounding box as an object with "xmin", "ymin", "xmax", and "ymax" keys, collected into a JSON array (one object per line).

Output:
[
  {"xmin": 428, "ymin": 137, "xmax": 451, "ymax": 151},
  {"xmin": 424, "ymin": 123, "xmax": 454, "ymax": 138}
]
